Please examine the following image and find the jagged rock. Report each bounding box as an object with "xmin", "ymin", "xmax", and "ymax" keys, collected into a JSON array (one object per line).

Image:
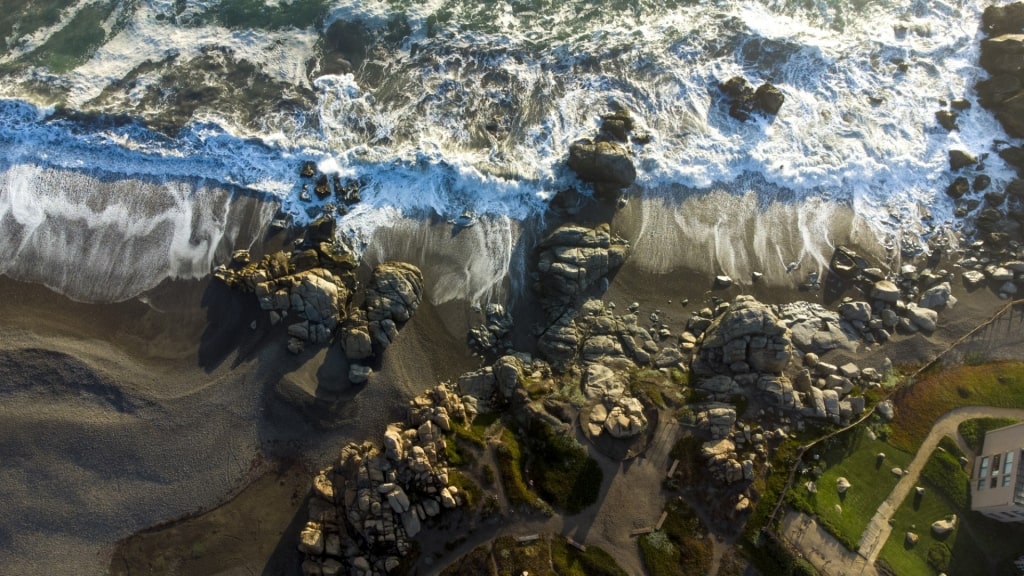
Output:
[
  {"xmin": 493, "ymin": 355, "xmax": 525, "ymax": 400},
  {"xmin": 892, "ymin": 467, "xmax": 905, "ymax": 476},
  {"xmin": 830, "ymin": 246, "xmax": 861, "ymax": 279},
  {"xmin": 983, "ymin": 3, "xmax": 1024, "ymax": 35},
  {"xmin": 698, "ymin": 405, "xmax": 737, "ymax": 439},
  {"xmin": 458, "ymin": 369, "xmax": 496, "ymax": 411},
  {"xmin": 313, "ymin": 472, "xmax": 336, "ymax": 502},
  {"xmin": 720, "ymin": 76, "xmax": 784, "ymax": 120},
  {"xmin": 365, "ymin": 262, "xmax": 424, "ymax": 325},
  {"xmin": 905, "ymin": 531, "xmax": 919, "ymax": 547},
  {"xmin": 839, "ymin": 301, "xmax": 872, "ymax": 323},
  {"xmin": 871, "ymin": 280, "xmax": 901, "ymax": 303},
  {"xmin": 299, "ymin": 522, "xmax": 325, "ymax": 555},
  {"xmin": 538, "ymin": 315, "xmax": 580, "ymax": 372},
  {"xmin": 693, "ymin": 295, "xmax": 792, "ymax": 376},
  {"xmin": 603, "ymin": 396, "xmax": 648, "ymax": 438},
  {"xmin": 715, "ymin": 275, "xmax": 734, "ymax": 288},
  {"xmin": 702, "ymin": 438, "xmax": 735, "ymax": 460},
  {"xmin": 936, "ymin": 110, "xmax": 958, "ymax": 131},
  {"xmin": 536, "ymin": 224, "xmax": 629, "ymax": 305},
  {"xmin": 877, "ymin": 400, "xmax": 895, "ymax": 420},
  {"xmin": 342, "ymin": 325, "xmax": 373, "ymax": 360},
  {"xmin": 755, "ymin": 83, "xmax": 785, "ymax": 115},
  {"xmin": 962, "ymin": 270, "xmax": 986, "ymax": 289},
  {"xmin": 349, "ymin": 364, "xmax": 371, "ymax": 384}
]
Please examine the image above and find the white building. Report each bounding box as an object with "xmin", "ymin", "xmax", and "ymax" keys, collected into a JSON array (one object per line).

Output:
[{"xmin": 971, "ymin": 422, "xmax": 1024, "ymax": 523}]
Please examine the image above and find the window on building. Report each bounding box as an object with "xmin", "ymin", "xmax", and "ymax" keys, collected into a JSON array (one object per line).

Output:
[
  {"xmin": 995, "ymin": 454, "xmax": 1002, "ymax": 471},
  {"xmin": 992, "ymin": 476, "xmax": 999, "ymax": 488},
  {"xmin": 978, "ymin": 478, "xmax": 986, "ymax": 491},
  {"xmin": 980, "ymin": 456, "xmax": 990, "ymax": 478},
  {"xmin": 1005, "ymin": 474, "xmax": 1012, "ymax": 487},
  {"xmin": 1005, "ymin": 451, "xmax": 1015, "ymax": 475}
]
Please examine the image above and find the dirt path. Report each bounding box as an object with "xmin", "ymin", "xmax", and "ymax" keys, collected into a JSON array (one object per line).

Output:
[{"xmin": 857, "ymin": 406, "xmax": 1024, "ymax": 567}]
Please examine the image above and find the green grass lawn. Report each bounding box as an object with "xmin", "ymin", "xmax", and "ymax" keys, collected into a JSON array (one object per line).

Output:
[
  {"xmin": 891, "ymin": 361, "xmax": 1024, "ymax": 452},
  {"xmin": 877, "ymin": 441, "xmax": 1024, "ymax": 576},
  {"xmin": 789, "ymin": 425, "xmax": 913, "ymax": 550}
]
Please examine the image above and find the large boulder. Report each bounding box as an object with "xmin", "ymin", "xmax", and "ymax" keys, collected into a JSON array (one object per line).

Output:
[
  {"xmin": 364, "ymin": 262, "xmax": 424, "ymax": 324},
  {"xmin": 567, "ymin": 139, "xmax": 637, "ymax": 194},
  {"xmin": 754, "ymin": 83, "xmax": 785, "ymax": 115},
  {"xmin": 693, "ymin": 295, "xmax": 793, "ymax": 375}
]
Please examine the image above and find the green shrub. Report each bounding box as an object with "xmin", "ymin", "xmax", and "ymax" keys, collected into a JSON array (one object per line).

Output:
[
  {"xmin": 921, "ymin": 449, "xmax": 970, "ymax": 510},
  {"xmin": 926, "ymin": 542, "xmax": 951, "ymax": 572},
  {"xmin": 495, "ymin": 429, "xmax": 534, "ymax": 508},
  {"xmin": 522, "ymin": 421, "xmax": 603, "ymax": 514},
  {"xmin": 958, "ymin": 417, "xmax": 1019, "ymax": 454}
]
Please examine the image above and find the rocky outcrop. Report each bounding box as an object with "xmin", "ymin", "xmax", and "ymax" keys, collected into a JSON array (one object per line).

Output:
[
  {"xmin": 978, "ymin": 5, "xmax": 1024, "ymax": 139},
  {"xmin": 468, "ymin": 304, "xmax": 514, "ymax": 356},
  {"xmin": 214, "ymin": 217, "xmax": 358, "ymax": 354},
  {"xmin": 299, "ymin": 383, "xmax": 468, "ymax": 575},
  {"xmin": 693, "ymin": 295, "xmax": 793, "ymax": 376}
]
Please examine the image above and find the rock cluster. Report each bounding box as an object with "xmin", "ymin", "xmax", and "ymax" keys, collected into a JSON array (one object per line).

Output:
[
  {"xmin": 299, "ymin": 383, "xmax": 468, "ymax": 576},
  {"xmin": 959, "ymin": 5, "xmax": 1024, "ymax": 254},
  {"xmin": 214, "ymin": 217, "xmax": 358, "ymax": 354},
  {"xmin": 534, "ymin": 224, "xmax": 629, "ymax": 309},
  {"xmin": 684, "ymin": 294, "xmax": 883, "ymax": 426},
  {"xmin": 699, "ymin": 436, "xmax": 758, "ymax": 485},
  {"xmin": 586, "ymin": 393, "xmax": 648, "ymax": 439},
  {"xmin": 827, "ymin": 245, "xmax": 972, "ymax": 337},
  {"xmin": 297, "ymin": 161, "xmax": 361, "ymax": 218},
  {"xmin": 719, "ymin": 76, "xmax": 785, "ymax": 121},
  {"xmin": 215, "ymin": 217, "xmax": 425, "ymax": 382}
]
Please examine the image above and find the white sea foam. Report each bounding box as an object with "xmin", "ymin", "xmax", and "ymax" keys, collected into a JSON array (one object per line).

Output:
[{"xmin": 0, "ymin": 0, "xmax": 1020, "ymax": 302}]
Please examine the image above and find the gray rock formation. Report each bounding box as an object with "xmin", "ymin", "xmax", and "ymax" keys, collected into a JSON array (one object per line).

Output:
[
  {"xmin": 567, "ymin": 139, "xmax": 637, "ymax": 196},
  {"xmin": 693, "ymin": 295, "xmax": 793, "ymax": 376}
]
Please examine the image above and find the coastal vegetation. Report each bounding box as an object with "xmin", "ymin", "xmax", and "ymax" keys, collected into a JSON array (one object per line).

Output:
[
  {"xmin": 638, "ymin": 497, "xmax": 713, "ymax": 576},
  {"xmin": 890, "ymin": 361, "xmax": 1024, "ymax": 452},
  {"xmin": 439, "ymin": 534, "xmax": 628, "ymax": 576}
]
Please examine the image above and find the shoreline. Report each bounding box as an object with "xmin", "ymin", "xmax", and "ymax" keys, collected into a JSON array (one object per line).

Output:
[{"xmin": 0, "ymin": 179, "xmax": 1017, "ymax": 575}]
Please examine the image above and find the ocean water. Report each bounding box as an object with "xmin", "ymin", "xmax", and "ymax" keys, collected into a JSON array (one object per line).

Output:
[{"xmin": 0, "ymin": 0, "xmax": 1016, "ymax": 303}]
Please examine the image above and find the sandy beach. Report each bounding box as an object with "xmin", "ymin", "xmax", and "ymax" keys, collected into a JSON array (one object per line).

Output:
[{"xmin": 0, "ymin": 179, "xmax": 1012, "ymax": 576}]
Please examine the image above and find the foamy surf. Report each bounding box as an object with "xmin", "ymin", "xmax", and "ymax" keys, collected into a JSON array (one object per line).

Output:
[{"xmin": 0, "ymin": 0, "xmax": 1020, "ymax": 302}]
